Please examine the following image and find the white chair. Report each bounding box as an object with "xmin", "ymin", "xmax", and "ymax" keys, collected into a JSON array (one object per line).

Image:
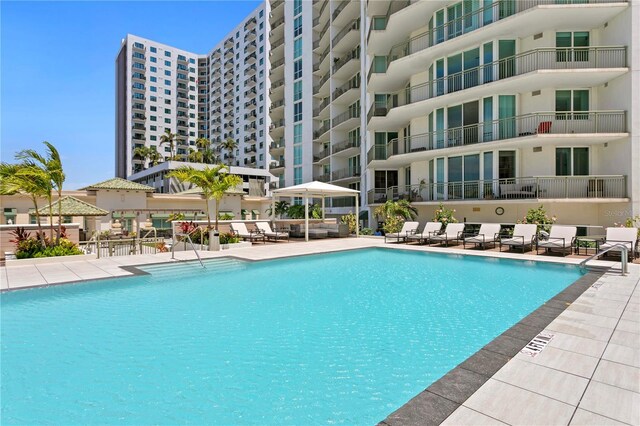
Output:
[
  {"xmin": 406, "ymin": 222, "xmax": 443, "ymax": 245},
  {"xmin": 499, "ymin": 224, "xmax": 538, "ymax": 253},
  {"xmin": 255, "ymin": 221, "xmax": 289, "ymax": 242},
  {"xmin": 600, "ymin": 227, "xmax": 638, "ymax": 260},
  {"xmin": 230, "ymin": 222, "xmax": 265, "ymax": 244},
  {"xmin": 384, "ymin": 221, "xmax": 419, "ymax": 243},
  {"xmin": 430, "ymin": 223, "xmax": 465, "ymax": 247},
  {"xmin": 463, "ymin": 223, "xmax": 502, "ymax": 249},
  {"xmin": 536, "ymin": 226, "xmax": 576, "ymax": 256}
]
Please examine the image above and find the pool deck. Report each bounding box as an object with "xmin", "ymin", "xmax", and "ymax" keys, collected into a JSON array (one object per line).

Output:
[{"xmin": 1, "ymin": 237, "xmax": 638, "ymax": 425}]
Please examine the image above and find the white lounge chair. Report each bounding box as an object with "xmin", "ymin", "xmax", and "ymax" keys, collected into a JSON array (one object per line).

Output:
[
  {"xmin": 384, "ymin": 221, "xmax": 419, "ymax": 243},
  {"xmin": 536, "ymin": 225, "xmax": 576, "ymax": 256},
  {"xmin": 230, "ymin": 222, "xmax": 265, "ymax": 244},
  {"xmin": 499, "ymin": 224, "xmax": 538, "ymax": 253},
  {"xmin": 255, "ymin": 221, "xmax": 290, "ymax": 242},
  {"xmin": 600, "ymin": 227, "xmax": 638, "ymax": 260},
  {"xmin": 463, "ymin": 223, "xmax": 502, "ymax": 249},
  {"xmin": 430, "ymin": 223, "xmax": 465, "ymax": 247},
  {"xmin": 406, "ymin": 222, "xmax": 443, "ymax": 245}
]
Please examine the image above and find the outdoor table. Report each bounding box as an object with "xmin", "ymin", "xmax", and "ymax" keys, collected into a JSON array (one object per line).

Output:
[{"xmin": 575, "ymin": 236, "xmax": 604, "ymax": 256}]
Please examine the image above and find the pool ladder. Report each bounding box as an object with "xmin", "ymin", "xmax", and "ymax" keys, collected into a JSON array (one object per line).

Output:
[
  {"xmin": 579, "ymin": 243, "xmax": 628, "ymax": 276},
  {"xmin": 171, "ymin": 233, "xmax": 205, "ymax": 268}
]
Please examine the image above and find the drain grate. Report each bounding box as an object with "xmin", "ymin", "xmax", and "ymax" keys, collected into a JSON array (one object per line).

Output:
[{"xmin": 520, "ymin": 332, "xmax": 554, "ymax": 357}]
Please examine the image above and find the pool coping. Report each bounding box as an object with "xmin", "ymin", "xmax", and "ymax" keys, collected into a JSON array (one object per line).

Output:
[{"xmin": 378, "ymin": 270, "xmax": 605, "ymax": 426}]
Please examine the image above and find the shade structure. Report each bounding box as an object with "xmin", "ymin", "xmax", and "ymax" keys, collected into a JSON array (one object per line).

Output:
[
  {"xmin": 36, "ymin": 196, "xmax": 108, "ymax": 217},
  {"xmin": 271, "ymin": 181, "xmax": 360, "ymax": 241}
]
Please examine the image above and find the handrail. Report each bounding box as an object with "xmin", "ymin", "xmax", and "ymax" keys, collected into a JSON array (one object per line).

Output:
[
  {"xmin": 579, "ymin": 243, "xmax": 628, "ymax": 275},
  {"xmin": 172, "ymin": 232, "xmax": 205, "ymax": 268}
]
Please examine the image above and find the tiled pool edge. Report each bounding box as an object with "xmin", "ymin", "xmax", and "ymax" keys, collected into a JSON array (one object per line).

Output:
[{"xmin": 379, "ymin": 271, "xmax": 604, "ymax": 426}]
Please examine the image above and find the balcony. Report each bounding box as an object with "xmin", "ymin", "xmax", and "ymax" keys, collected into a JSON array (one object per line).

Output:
[
  {"xmin": 313, "ymin": 97, "xmax": 330, "ymax": 117},
  {"xmin": 132, "ymin": 72, "xmax": 146, "ymax": 82},
  {"xmin": 367, "ymin": 111, "xmax": 627, "ymax": 165},
  {"xmin": 132, "ymin": 42, "xmax": 145, "ymax": 52},
  {"xmin": 245, "ymin": 64, "xmax": 257, "ymax": 76},
  {"xmin": 245, "ymin": 52, "xmax": 257, "ymax": 65},
  {"xmin": 271, "ymin": 16, "xmax": 285, "ymax": 30},
  {"xmin": 369, "ymin": 0, "xmax": 628, "ymax": 89},
  {"xmin": 333, "ymin": 49, "xmax": 360, "ymax": 76},
  {"xmin": 270, "ymin": 78, "xmax": 285, "ymax": 93},
  {"xmin": 314, "ymin": 121, "xmax": 331, "ymax": 140},
  {"xmin": 244, "ymin": 41, "xmax": 257, "ymax": 54},
  {"xmin": 332, "ymin": 79, "xmax": 360, "ymax": 103},
  {"xmin": 244, "ymin": 17, "xmax": 257, "ymax": 31},
  {"xmin": 272, "ymin": 0, "xmax": 284, "ymax": 12},
  {"xmin": 132, "ymin": 124, "xmax": 146, "ymax": 131},
  {"xmin": 131, "ymin": 113, "xmax": 146, "ymax": 122},
  {"xmin": 313, "ymin": 146, "xmax": 331, "ymax": 162},
  {"xmin": 245, "ymin": 87, "xmax": 257, "ymax": 98},
  {"xmin": 367, "ymin": 175, "xmax": 628, "ymax": 205},
  {"xmin": 270, "ymin": 138, "xmax": 285, "ymax": 152},
  {"xmin": 368, "ymin": 46, "xmax": 627, "ymax": 127},
  {"xmin": 244, "ymin": 146, "xmax": 257, "ymax": 154},
  {"xmin": 332, "ymin": 18, "xmax": 360, "ymax": 50},
  {"xmin": 332, "ymin": 167, "xmax": 360, "ymax": 182},
  {"xmin": 270, "ymin": 119, "xmax": 285, "ymax": 130},
  {"xmin": 331, "ymin": 108, "xmax": 360, "ymax": 129},
  {"xmin": 270, "ymin": 159, "xmax": 285, "ymax": 173},
  {"xmin": 316, "ymin": 172, "xmax": 331, "ymax": 183},
  {"xmin": 270, "ymin": 98, "xmax": 285, "ymax": 112},
  {"xmin": 332, "ymin": 0, "xmax": 348, "ymax": 21},
  {"xmin": 270, "ymin": 57, "xmax": 285, "ymax": 73},
  {"xmin": 332, "ymin": 138, "xmax": 361, "ymax": 156}
]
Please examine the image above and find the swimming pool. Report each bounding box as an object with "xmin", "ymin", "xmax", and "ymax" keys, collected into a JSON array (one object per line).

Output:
[{"xmin": 1, "ymin": 248, "xmax": 581, "ymax": 424}]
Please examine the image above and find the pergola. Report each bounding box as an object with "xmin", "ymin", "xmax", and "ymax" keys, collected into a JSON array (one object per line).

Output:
[{"xmin": 271, "ymin": 181, "xmax": 360, "ymax": 241}]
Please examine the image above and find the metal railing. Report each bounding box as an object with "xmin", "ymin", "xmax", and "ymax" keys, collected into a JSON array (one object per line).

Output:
[
  {"xmin": 270, "ymin": 57, "xmax": 285, "ymax": 70},
  {"xmin": 332, "ymin": 0, "xmax": 348, "ymax": 20},
  {"xmin": 372, "ymin": 0, "xmax": 628, "ymax": 74},
  {"xmin": 580, "ymin": 244, "xmax": 629, "ymax": 275},
  {"xmin": 79, "ymin": 236, "xmax": 165, "ymax": 258},
  {"xmin": 314, "ymin": 146, "xmax": 331, "ymax": 162},
  {"xmin": 332, "ymin": 108, "xmax": 360, "ymax": 127},
  {"xmin": 367, "ymin": 0, "xmax": 412, "ymax": 41},
  {"xmin": 332, "ymin": 78, "xmax": 360, "ymax": 101},
  {"xmin": 313, "ymin": 97, "xmax": 330, "ymax": 117},
  {"xmin": 367, "ymin": 175, "xmax": 627, "ymax": 204},
  {"xmin": 367, "ymin": 111, "xmax": 626, "ymax": 162},
  {"xmin": 369, "ymin": 47, "xmax": 626, "ymax": 120},
  {"xmin": 332, "ymin": 18, "xmax": 360, "ymax": 47},
  {"xmin": 333, "ymin": 49, "xmax": 361, "ymax": 74},
  {"xmin": 314, "ymin": 121, "xmax": 331, "ymax": 139},
  {"xmin": 332, "ymin": 167, "xmax": 361, "ymax": 181},
  {"xmin": 316, "ymin": 173, "xmax": 331, "ymax": 183},
  {"xmin": 332, "ymin": 138, "xmax": 360, "ymax": 154}
]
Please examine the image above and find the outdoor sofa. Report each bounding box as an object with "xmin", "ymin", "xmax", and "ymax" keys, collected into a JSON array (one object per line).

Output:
[{"xmin": 289, "ymin": 222, "xmax": 349, "ymax": 238}]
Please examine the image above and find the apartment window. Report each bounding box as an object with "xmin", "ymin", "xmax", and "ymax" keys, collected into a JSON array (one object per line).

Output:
[
  {"xmin": 294, "ymin": 16, "xmax": 302, "ymax": 37},
  {"xmin": 294, "ymin": 167, "xmax": 302, "ymax": 185},
  {"xmin": 294, "ymin": 124, "xmax": 302, "ymax": 144},
  {"xmin": 294, "ymin": 146, "xmax": 302, "ymax": 166},
  {"xmin": 150, "ymin": 57, "xmax": 157, "ymax": 63},
  {"xmin": 150, "ymin": 116, "xmax": 157, "ymax": 121},
  {"xmin": 259, "ymin": 10, "xmax": 263, "ymax": 17},
  {"xmin": 150, "ymin": 106, "xmax": 157, "ymax": 112},
  {"xmin": 165, "ymin": 51, "xmax": 171, "ymax": 57},
  {"xmin": 556, "ymin": 31, "xmax": 589, "ymax": 61},
  {"xmin": 189, "ymin": 58, "xmax": 195, "ymax": 64},
  {"xmin": 150, "ymin": 96, "xmax": 157, "ymax": 102},
  {"xmin": 164, "ymin": 118, "xmax": 171, "ymax": 124},
  {"xmin": 164, "ymin": 60, "xmax": 171, "ymax": 66},
  {"xmin": 164, "ymin": 79, "xmax": 170, "ymax": 85},
  {"xmin": 165, "ymin": 70, "xmax": 171, "ymax": 76},
  {"xmin": 164, "ymin": 108, "xmax": 171, "ymax": 114},
  {"xmin": 165, "ymin": 99, "xmax": 171, "ymax": 105},
  {"xmin": 259, "ymin": 22, "xmax": 263, "ymax": 29},
  {"xmin": 165, "ymin": 89, "xmax": 171, "ymax": 95},
  {"xmin": 150, "ymin": 125, "xmax": 157, "ymax": 131},
  {"xmin": 294, "ymin": 38, "xmax": 302, "ymax": 59},
  {"xmin": 150, "ymin": 76, "xmax": 157, "ymax": 82},
  {"xmin": 294, "ymin": 0, "xmax": 302, "ymax": 16},
  {"xmin": 556, "ymin": 90, "xmax": 589, "ymax": 119},
  {"xmin": 150, "ymin": 46, "xmax": 157, "ymax": 53},
  {"xmin": 150, "ymin": 86, "xmax": 157, "ymax": 92},
  {"xmin": 150, "ymin": 66, "xmax": 157, "ymax": 72},
  {"xmin": 150, "ymin": 135, "xmax": 157, "ymax": 141},
  {"xmin": 294, "ymin": 102, "xmax": 302, "ymax": 122},
  {"xmin": 293, "ymin": 60, "xmax": 302, "ymax": 79},
  {"xmin": 293, "ymin": 81, "xmax": 302, "ymax": 101},
  {"xmin": 556, "ymin": 147, "xmax": 589, "ymax": 176}
]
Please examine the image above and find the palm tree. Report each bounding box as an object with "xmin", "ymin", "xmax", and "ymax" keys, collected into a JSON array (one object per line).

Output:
[
  {"xmin": 148, "ymin": 147, "xmax": 162, "ymax": 167},
  {"xmin": 188, "ymin": 148, "xmax": 203, "ymax": 163},
  {"xmin": 374, "ymin": 199, "xmax": 418, "ymax": 221},
  {"xmin": 202, "ymin": 148, "xmax": 219, "ymax": 165},
  {"xmin": 133, "ymin": 146, "xmax": 151, "ymax": 168},
  {"xmin": 159, "ymin": 129, "xmax": 177, "ymax": 160},
  {"xmin": 219, "ymin": 138, "xmax": 238, "ymax": 166},
  {"xmin": 266, "ymin": 200, "xmax": 290, "ymax": 219},
  {"xmin": 167, "ymin": 165, "xmax": 243, "ymax": 249},
  {"xmin": 0, "ymin": 163, "xmax": 51, "ymax": 246},
  {"xmin": 16, "ymin": 142, "xmax": 65, "ymax": 244}
]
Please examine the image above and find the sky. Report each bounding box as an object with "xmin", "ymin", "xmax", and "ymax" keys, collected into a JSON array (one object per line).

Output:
[{"xmin": 1, "ymin": 0, "xmax": 261, "ymax": 189}]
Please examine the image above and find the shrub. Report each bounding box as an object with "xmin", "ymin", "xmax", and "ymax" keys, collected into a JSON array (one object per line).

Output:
[
  {"xmin": 219, "ymin": 213, "xmax": 234, "ymax": 220},
  {"xmin": 519, "ymin": 205, "xmax": 556, "ymax": 232},
  {"xmin": 16, "ymin": 238, "xmax": 82, "ymax": 259},
  {"xmin": 360, "ymin": 227, "xmax": 373, "ymax": 235},
  {"xmin": 9, "ymin": 227, "xmax": 31, "ymax": 246},
  {"xmin": 433, "ymin": 203, "xmax": 458, "ymax": 225},
  {"xmin": 615, "ymin": 215, "xmax": 640, "ymax": 237},
  {"xmin": 382, "ymin": 215, "xmax": 404, "ymax": 234},
  {"xmin": 340, "ymin": 212, "xmax": 357, "ymax": 234},
  {"xmin": 219, "ymin": 232, "xmax": 239, "ymax": 244}
]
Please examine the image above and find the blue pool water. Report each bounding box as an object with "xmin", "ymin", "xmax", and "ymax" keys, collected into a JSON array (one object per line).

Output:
[{"xmin": 1, "ymin": 248, "xmax": 581, "ymax": 425}]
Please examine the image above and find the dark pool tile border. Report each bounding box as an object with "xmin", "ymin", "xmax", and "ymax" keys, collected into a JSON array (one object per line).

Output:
[{"xmin": 379, "ymin": 270, "xmax": 604, "ymax": 426}]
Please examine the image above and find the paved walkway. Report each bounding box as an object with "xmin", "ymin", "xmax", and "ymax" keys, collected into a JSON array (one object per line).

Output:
[{"xmin": 1, "ymin": 237, "xmax": 638, "ymax": 425}]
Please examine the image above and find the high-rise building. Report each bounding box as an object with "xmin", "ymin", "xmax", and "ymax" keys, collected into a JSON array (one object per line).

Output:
[
  {"xmin": 115, "ymin": 3, "xmax": 269, "ymax": 181},
  {"xmin": 363, "ymin": 0, "xmax": 638, "ymax": 227},
  {"xmin": 268, "ymin": 0, "xmax": 366, "ymax": 218}
]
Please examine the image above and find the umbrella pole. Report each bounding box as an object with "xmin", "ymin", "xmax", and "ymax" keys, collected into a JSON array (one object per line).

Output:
[{"xmin": 304, "ymin": 196, "xmax": 309, "ymax": 242}]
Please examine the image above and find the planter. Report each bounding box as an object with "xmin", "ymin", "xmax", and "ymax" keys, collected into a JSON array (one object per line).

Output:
[{"xmin": 221, "ymin": 241, "xmax": 252, "ymax": 250}]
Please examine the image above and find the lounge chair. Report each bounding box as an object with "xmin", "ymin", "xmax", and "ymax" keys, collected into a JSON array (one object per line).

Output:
[
  {"xmin": 463, "ymin": 223, "xmax": 502, "ymax": 249},
  {"xmin": 430, "ymin": 223, "xmax": 465, "ymax": 247},
  {"xmin": 599, "ymin": 227, "xmax": 638, "ymax": 260},
  {"xmin": 499, "ymin": 224, "xmax": 538, "ymax": 253},
  {"xmin": 536, "ymin": 225, "xmax": 576, "ymax": 256},
  {"xmin": 230, "ymin": 222, "xmax": 265, "ymax": 244},
  {"xmin": 384, "ymin": 221, "xmax": 419, "ymax": 243},
  {"xmin": 406, "ymin": 222, "xmax": 443, "ymax": 245},
  {"xmin": 255, "ymin": 221, "xmax": 290, "ymax": 242}
]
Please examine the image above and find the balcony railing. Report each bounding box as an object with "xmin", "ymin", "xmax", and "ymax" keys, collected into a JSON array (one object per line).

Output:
[
  {"xmin": 271, "ymin": 37, "xmax": 284, "ymax": 49},
  {"xmin": 270, "ymin": 160, "xmax": 285, "ymax": 169},
  {"xmin": 332, "ymin": 0, "xmax": 348, "ymax": 20},
  {"xmin": 327, "ymin": 197, "xmax": 356, "ymax": 208},
  {"xmin": 372, "ymin": 0, "xmax": 628, "ymax": 74},
  {"xmin": 367, "ymin": 175, "xmax": 627, "ymax": 204},
  {"xmin": 367, "ymin": 1, "xmax": 412, "ymax": 42},
  {"xmin": 332, "ymin": 108, "xmax": 360, "ymax": 127},
  {"xmin": 332, "ymin": 167, "xmax": 361, "ymax": 181},
  {"xmin": 368, "ymin": 47, "xmax": 627, "ymax": 120},
  {"xmin": 270, "ymin": 57, "xmax": 285, "ymax": 71},
  {"xmin": 367, "ymin": 111, "xmax": 627, "ymax": 162},
  {"xmin": 270, "ymin": 138, "xmax": 285, "ymax": 150},
  {"xmin": 314, "ymin": 146, "xmax": 331, "ymax": 162},
  {"xmin": 332, "ymin": 18, "xmax": 360, "ymax": 47},
  {"xmin": 333, "ymin": 49, "xmax": 361, "ymax": 74},
  {"xmin": 332, "ymin": 138, "xmax": 361, "ymax": 155},
  {"xmin": 272, "ymin": 16, "xmax": 285, "ymax": 29},
  {"xmin": 313, "ymin": 97, "xmax": 330, "ymax": 117},
  {"xmin": 332, "ymin": 79, "xmax": 360, "ymax": 101},
  {"xmin": 316, "ymin": 173, "xmax": 331, "ymax": 183}
]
